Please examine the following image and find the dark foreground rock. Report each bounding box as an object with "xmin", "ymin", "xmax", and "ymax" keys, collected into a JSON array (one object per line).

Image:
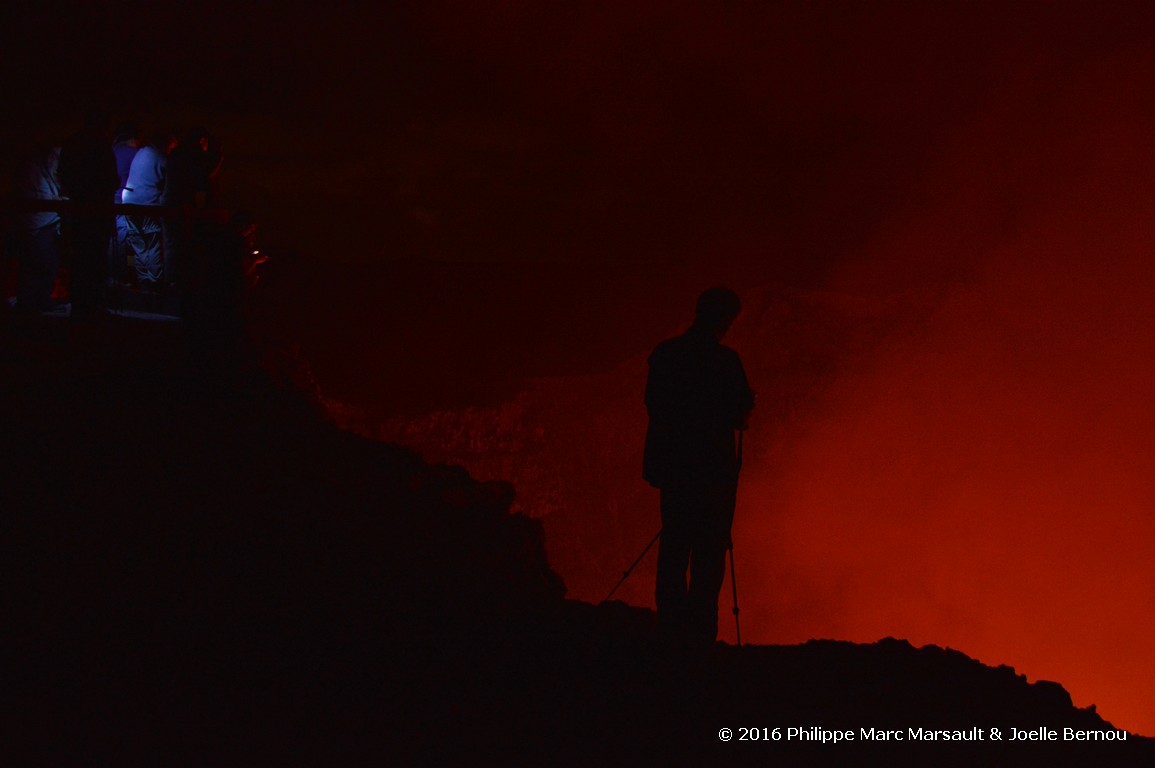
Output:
[{"xmin": 2, "ymin": 316, "xmax": 1149, "ymax": 765}]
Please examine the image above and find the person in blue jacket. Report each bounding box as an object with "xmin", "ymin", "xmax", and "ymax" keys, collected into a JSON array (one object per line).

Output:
[
  {"xmin": 13, "ymin": 145, "xmax": 63, "ymax": 315},
  {"xmin": 110, "ymin": 121, "xmax": 141, "ymax": 283},
  {"xmin": 122, "ymin": 132, "xmax": 172, "ymax": 285}
]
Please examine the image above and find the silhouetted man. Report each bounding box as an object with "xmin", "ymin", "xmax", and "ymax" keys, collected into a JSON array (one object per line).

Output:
[
  {"xmin": 58, "ymin": 109, "xmax": 118, "ymax": 320},
  {"xmin": 644, "ymin": 286, "xmax": 754, "ymax": 646},
  {"xmin": 164, "ymin": 126, "xmax": 223, "ymax": 290}
]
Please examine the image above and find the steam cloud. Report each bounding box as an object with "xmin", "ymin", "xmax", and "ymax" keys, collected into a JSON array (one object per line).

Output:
[{"xmin": 738, "ymin": 45, "xmax": 1155, "ymax": 733}]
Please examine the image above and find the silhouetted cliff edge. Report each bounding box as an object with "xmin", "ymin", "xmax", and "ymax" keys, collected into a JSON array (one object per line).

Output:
[{"xmin": 3, "ymin": 317, "xmax": 1149, "ymax": 765}]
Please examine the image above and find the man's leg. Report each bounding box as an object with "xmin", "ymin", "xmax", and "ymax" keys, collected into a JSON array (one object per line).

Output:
[
  {"xmin": 656, "ymin": 488, "xmax": 693, "ymax": 640},
  {"xmin": 128, "ymin": 216, "xmax": 164, "ymax": 285},
  {"xmin": 112, "ymin": 215, "xmax": 131, "ymax": 283},
  {"xmin": 686, "ymin": 482, "xmax": 737, "ymax": 645},
  {"xmin": 69, "ymin": 218, "xmax": 111, "ymax": 320}
]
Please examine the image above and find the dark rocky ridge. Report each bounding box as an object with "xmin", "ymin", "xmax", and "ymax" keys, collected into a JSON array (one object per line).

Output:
[{"xmin": 3, "ymin": 314, "xmax": 1149, "ymax": 765}]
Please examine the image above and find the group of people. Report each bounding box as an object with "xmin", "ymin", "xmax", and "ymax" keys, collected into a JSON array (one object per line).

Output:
[
  {"xmin": 116, "ymin": 121, "xmax": 223, "ymax": 288},
  {"xmin": 11, "ymin": 111, "xmax": 223, "ymax": 318}
]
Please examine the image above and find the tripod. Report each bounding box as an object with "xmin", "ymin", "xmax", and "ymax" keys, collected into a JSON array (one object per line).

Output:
[
  {"xmin": 602, "ymin": 431, "xmax": 744, "ymax": 645},
  {"xmin": 601, "ymin": 528, "xmax": 662, "ymax": 605}
]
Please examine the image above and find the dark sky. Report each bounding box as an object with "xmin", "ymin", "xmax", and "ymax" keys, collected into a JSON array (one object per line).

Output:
[
  {"xmin": 7, "ymin": 0, "xmax": 1145, "ymax": 402},
  {"xmin": 6, "ymin": 2, "xmax": 1151, "ymax": 301},
  {"xmin": 9, "ymin": 0, "xmax": 1142, "ymax": 278},
  {"xmin": 8, "ymin": 0, "xmax": 1155, "ymax": 734}
]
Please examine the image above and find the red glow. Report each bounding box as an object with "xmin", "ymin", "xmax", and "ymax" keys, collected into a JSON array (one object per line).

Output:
[
  {"xmin": 733, "ymin": 61, "xmax": 1155, "ymax": 733},
  {"xmin": 332, "ymin": 73, "xmax": 1155, "ymax": 733},
  {"xmin": 313, "ymin": 2, "xmax": 1155, "ymax": 738}
]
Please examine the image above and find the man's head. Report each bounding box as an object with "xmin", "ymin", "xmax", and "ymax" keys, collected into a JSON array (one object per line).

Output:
[
  {"xmin": 114, "ymin": 121, "xmax": 140, "ymax": 146},
  {"xmin": 694, "ymin": 286, "xmax": 741, "ymax": 339},
  {"xmin": 183, "ymin": 126, "xmax": 210, "ymax": 153}
]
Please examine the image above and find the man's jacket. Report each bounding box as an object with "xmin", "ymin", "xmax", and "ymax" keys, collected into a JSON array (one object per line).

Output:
[{"xmin": 643, "ymin": 325, "xmax": 754, "ymax": 490}]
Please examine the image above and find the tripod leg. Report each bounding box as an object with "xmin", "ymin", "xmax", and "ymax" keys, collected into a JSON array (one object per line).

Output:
[
  {"xmin": 601, "ymin": 529, "xmax": 662, "ymax": 605},
  {"xmin": 729, "ymin": 543, "xmax": 741, "ymax": 646}
]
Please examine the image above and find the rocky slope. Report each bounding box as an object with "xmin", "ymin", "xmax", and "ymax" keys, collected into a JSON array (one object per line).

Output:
[{"xmin": 2, "ymin": 312, "xmax": 1148, "ymax": 765}]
